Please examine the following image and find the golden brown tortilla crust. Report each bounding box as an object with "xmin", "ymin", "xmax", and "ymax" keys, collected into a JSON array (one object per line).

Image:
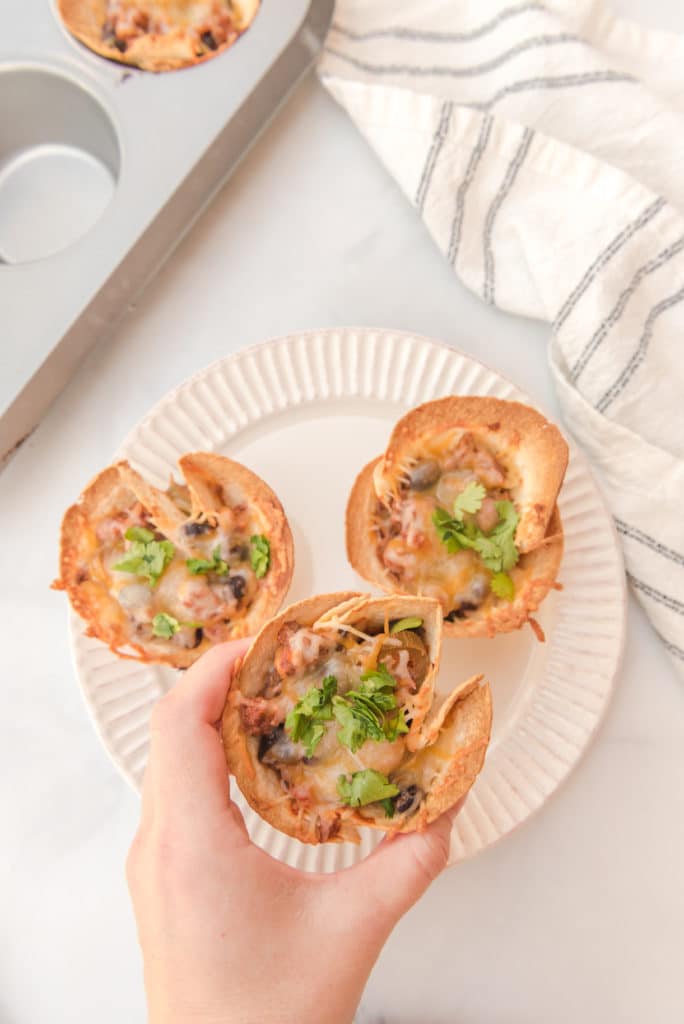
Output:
[
  {"xmin": 354, "ymin": 680, "xmax": 493, "ymax": 834},
  {"xmin": 345, "ymin": 456, "xmax": 384, "ymax": 591},
  {"xmin": 222, "ymin": 593, "xmax": 362, "ymax": 843},
  {"xmin": 55, "ymin": 466, "xmax": 134, "ymax": 655},
  {"xmin": 57, "ymin": 0, "xmax": 259, "ymax": 72},
  {"xmin": 55, "ymin": 453, "xmax": 294, "ymax": 668},
  {"xmin": 221, "ymin": 593, "xmax": 492, "ymax": 844},
  {"xmin": 346, "ymin": 397, "xmax": 568, "ymax": 638},
  {"xmin": 347, "ymin": 456, "xmax": 564, "ymax": 638},
  {"xmin": 379, "ymin": 397, "xmax": 568, "ymax": 552}
]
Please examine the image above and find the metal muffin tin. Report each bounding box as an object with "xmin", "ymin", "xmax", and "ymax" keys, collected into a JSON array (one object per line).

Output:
[{"xmin": 0, "ymin": 0, "xmax": 334, "ymax": 460}]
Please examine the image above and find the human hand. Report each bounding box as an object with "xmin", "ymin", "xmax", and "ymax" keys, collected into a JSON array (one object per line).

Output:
[{"xmin": 127, "ymin": 640, "xmax": 461, "ymax": 1024}]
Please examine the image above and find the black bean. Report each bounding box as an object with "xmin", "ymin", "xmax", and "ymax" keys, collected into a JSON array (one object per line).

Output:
[
  {"xmin": 395, "ymin": 785, "xmax": 423, "ymax": 815},
  {"xmin": 184, "ymin": 520, "xmax": 212, "ymax": 537},
  {"xmin": 114, "ymin": 38, "xmax": 127, "ymax": 52},
  {"xmin": 407, "ymin": 460, "xmax": 441, "ymax": 491},
  {"xmin": 201, "ymin": 31, "xmax": 218, "ymax": 50},
  {"xmin": 227, "ymin": 575, "xmax": 246, "ymax": 600},
  {"xmin": 258, "ymin": 729, "xmax": 281, "ymax": 762},
  {"xmin": 258, "ymin": 725, "xmax": 301, "ymax": 766},
  {"xmin": 191, "ymin": 628, "xmax": 203, "ymax": 649},
  {"xmin": 446, "ymin": 601, "xmax": 478, "ymax": 622}
]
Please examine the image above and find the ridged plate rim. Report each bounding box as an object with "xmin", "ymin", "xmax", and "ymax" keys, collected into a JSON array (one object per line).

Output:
[{"xmin": 69, "ymin": 327, "xmax": 626, "ymax": 871}]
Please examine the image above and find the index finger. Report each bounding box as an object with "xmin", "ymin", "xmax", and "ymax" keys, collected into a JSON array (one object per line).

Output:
[{"xmin": 142, "ymin": 638, "xmax": 252, "ymax": 827}]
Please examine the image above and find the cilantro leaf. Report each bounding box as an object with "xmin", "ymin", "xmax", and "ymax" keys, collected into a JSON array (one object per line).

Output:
[
  {"xmin": 452, "ymin": 481, "xmax": 486, "ymax": 520},
  {"xmin": 390, "ymin": 616, "xmax": 423, "ymax": 634},
  {"xmin": 152, "ymin": 612, "xmax": 181, "ymax": 639},
  {"xmin": 285, "ymin": 675, "xmax": 337, "ymax": 757},
  {"xmin": 381, "ymin": 797, "xmax": 396, "ymax": 818},
  {"xmin": 331, "ymin": 698, "xmax": 367, "ymax": 753},
  {"xmin": 186, "ymin": 546, "xmax": 228, "ymax": 576},
  {"xmin": 489, "ymin": 501, "xmax": 520, "ymax": 572},
  {"xmin": 333, "ymin": 664, "xmax": 408, "ymax": 752},
  {"xmin": 384, "ymin": 711, "xmax": 409, "ymax": 742},
  {"xmin": 125, "ymin": 526, "xmax": 155, "ymax": 543},
  {"xmin": 113, "ymin": 535, "xmax": 175, "ymax": 587},
  {"xmin": 337, "ymin": 770, "xmax": 400, "ymax": 808},
  {"xmin": 433, "ymin": 495, "xmax": 520, "ymax": 574},
  {"xmin": 152, "ymin": 613, "xmax": 204, "ymax": 639},
  {"xmin": 250, "ymin": 535, "xmax": 270, "ymax": 579},
  {"xmin": 490, "ymin": 571, "xmax": 515, "ymax": 601},
  {"xmin": 359, "ymin": 662, "xmax": 396, "ymax": 692}
]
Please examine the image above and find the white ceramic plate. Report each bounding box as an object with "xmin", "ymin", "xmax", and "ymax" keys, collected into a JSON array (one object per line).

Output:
[{"xmin": 70, "ymin": 328, "xmax": 625, "ymax": 871}]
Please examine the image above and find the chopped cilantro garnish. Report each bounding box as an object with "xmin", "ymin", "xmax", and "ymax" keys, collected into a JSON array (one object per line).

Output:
[
  {"xmin": 152, "ymin": 613, "xmax": 203, "ymax": 639},
  {"xmin": 433, "ymin": 493, "xmax": 520, "ymax": 573},
  {"xmin": 330, "ymin": 699, "xmax": 367, "ymax": 753},
  {"xmin": 152, "ymin": 613, "xmax": 181, "ymax": 639},
  {"xmin": 390, "ymin": 616, "xmax": 423, "ymax": 634},
  {"xmin": 285, "ymin": 675, "xmax": 337, "ymax": 757},
  {"xmin": 381, "ymin": 797, "xmax": 396, "ymax": 818},
  {"xmin": 359, "ymin": 662, "xmax": 396, "ymax": 691},
  {"xmin": 250, "ymin": 534, "xmax": 270, "ymax": 579},
  {"xmin": 285, "ymin": 663, "xmax": 409, "ymax": 756},
  {"xmin": 452, "ymin": 481, "xmax": 486, "ymax": 519},
  {"xmin": 488, "ymin": 501, "xmax": 520, "ymax": 572},
  {"xmin": 337, "ymin": 770, "xmax": 399, "ymax": 808},
  {"xmin": 186, "ymin": 545, "xmax": 228, "ymax": 576},
  {"xmin": 125, "ymin": 526, "xmax": 155, "ymax": 544},
  {"xmin": 490, "ymin": 571, "xmax": 515, "ymax": 601},
  {"xmin": 113, "ymin": 532, "xmax": 175, "ymax": 587},
  {"xmin": 332, "ymin": 663, "xmax": 408, "ymax": 753}
]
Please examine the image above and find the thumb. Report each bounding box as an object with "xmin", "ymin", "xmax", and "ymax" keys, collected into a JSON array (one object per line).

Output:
[{"xmin": 338, "ymin": 802, "xmax": 462, "ymax": 937}]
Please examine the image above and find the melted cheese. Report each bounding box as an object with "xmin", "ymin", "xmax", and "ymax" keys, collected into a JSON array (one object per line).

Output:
[
  {"xmin": 376, "ymin": 441, "xmax": 513, "ymax": 611},
  {"xmin": 268, "ymin": 636, "xmax": 416, "ymax": 806},
  {"xmin": 107, "ymin": 1, "xmax": 257, "ymax": 34}
]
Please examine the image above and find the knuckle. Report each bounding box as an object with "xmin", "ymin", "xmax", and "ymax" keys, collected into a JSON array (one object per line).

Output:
[
  {"xmin": 412, "ymin": 831, "xmax": 450, "ymax": 884},
  {"xmin": 126, "ymin": 824, "xmax": 192, "ymax": 891}
]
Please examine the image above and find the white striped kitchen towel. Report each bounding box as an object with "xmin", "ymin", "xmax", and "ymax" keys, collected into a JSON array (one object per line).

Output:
[{"xmin": 319, "ymin": 0, "xmax": 684, "ymax": 677}]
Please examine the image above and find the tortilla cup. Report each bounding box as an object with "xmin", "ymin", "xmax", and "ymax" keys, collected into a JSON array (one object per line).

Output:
[
  {"xmin": 55, "ymin": 452, "xmax": 293, "ymax": 667},
  {"xmin": 58, "ymin": 0, "xmax": 260, "ymax": 72},
  {"xmin": 221, "ymin": 592, "xmax": 492, "ymax": 844},
  {"xmin": 346, "ymin": 397, "xmax": 567, "ymax": 638}
]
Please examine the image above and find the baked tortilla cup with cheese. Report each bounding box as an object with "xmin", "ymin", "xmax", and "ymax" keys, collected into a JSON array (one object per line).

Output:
[
  {"xmin": 58, "ymin": 0, "xmax": 260, "ymax": 72},
  {"xmin": 346, "ymin": 397, "xmax": 568, "ymax": 639},
  {"xmin": 222, "ymin": 593, "xmax": 492, "ymax": 844},
  {"xmin": 54, "ymin": 452, "xmax": 293, "ymax": 668}
]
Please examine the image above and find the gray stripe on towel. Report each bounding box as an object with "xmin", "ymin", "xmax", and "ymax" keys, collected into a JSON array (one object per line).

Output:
[
  {"xmin": 597, "ymin": 282, "xmax": 684, "ymax": 412},
  {"xmin": 468, "ymin": 70, "xmax": 637, "ymax": 112},
  {"xmin": 415, "ymin": 101, "xmax": 453, "ymax": 214},
  {"xmin": 616, "ymin": 519, "xmax": 684, "ymax": 568},
  {"xmin": 325, "ymin": 34, "xmax": 581, "ymax": 80},
  {"xmin": 553, "ymin": 196, "xmax": 665, "ymax": 333},
  {"xmin": 628, "ymin": 573, "xmax": 684, "ymax": 616},
  {"xmin": 571, "ymin": 234, "xmax": 684, "ymax": 383},
  {"xmin": 331, "ymin": 3, "xmax": 548, "ymax": 44},
  {"xmin": 448, "ymin": 115, "xmax": 494, "ymax": 267},
  {"xmin": 483, "ymin": 127, "xmax": 534, "ymax": 306}
]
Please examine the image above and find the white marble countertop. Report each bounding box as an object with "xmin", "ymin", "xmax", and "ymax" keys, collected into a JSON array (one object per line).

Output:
[{"xmin": 2, "ymin": 2, "xmax": 683, "ymax": 1021}]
